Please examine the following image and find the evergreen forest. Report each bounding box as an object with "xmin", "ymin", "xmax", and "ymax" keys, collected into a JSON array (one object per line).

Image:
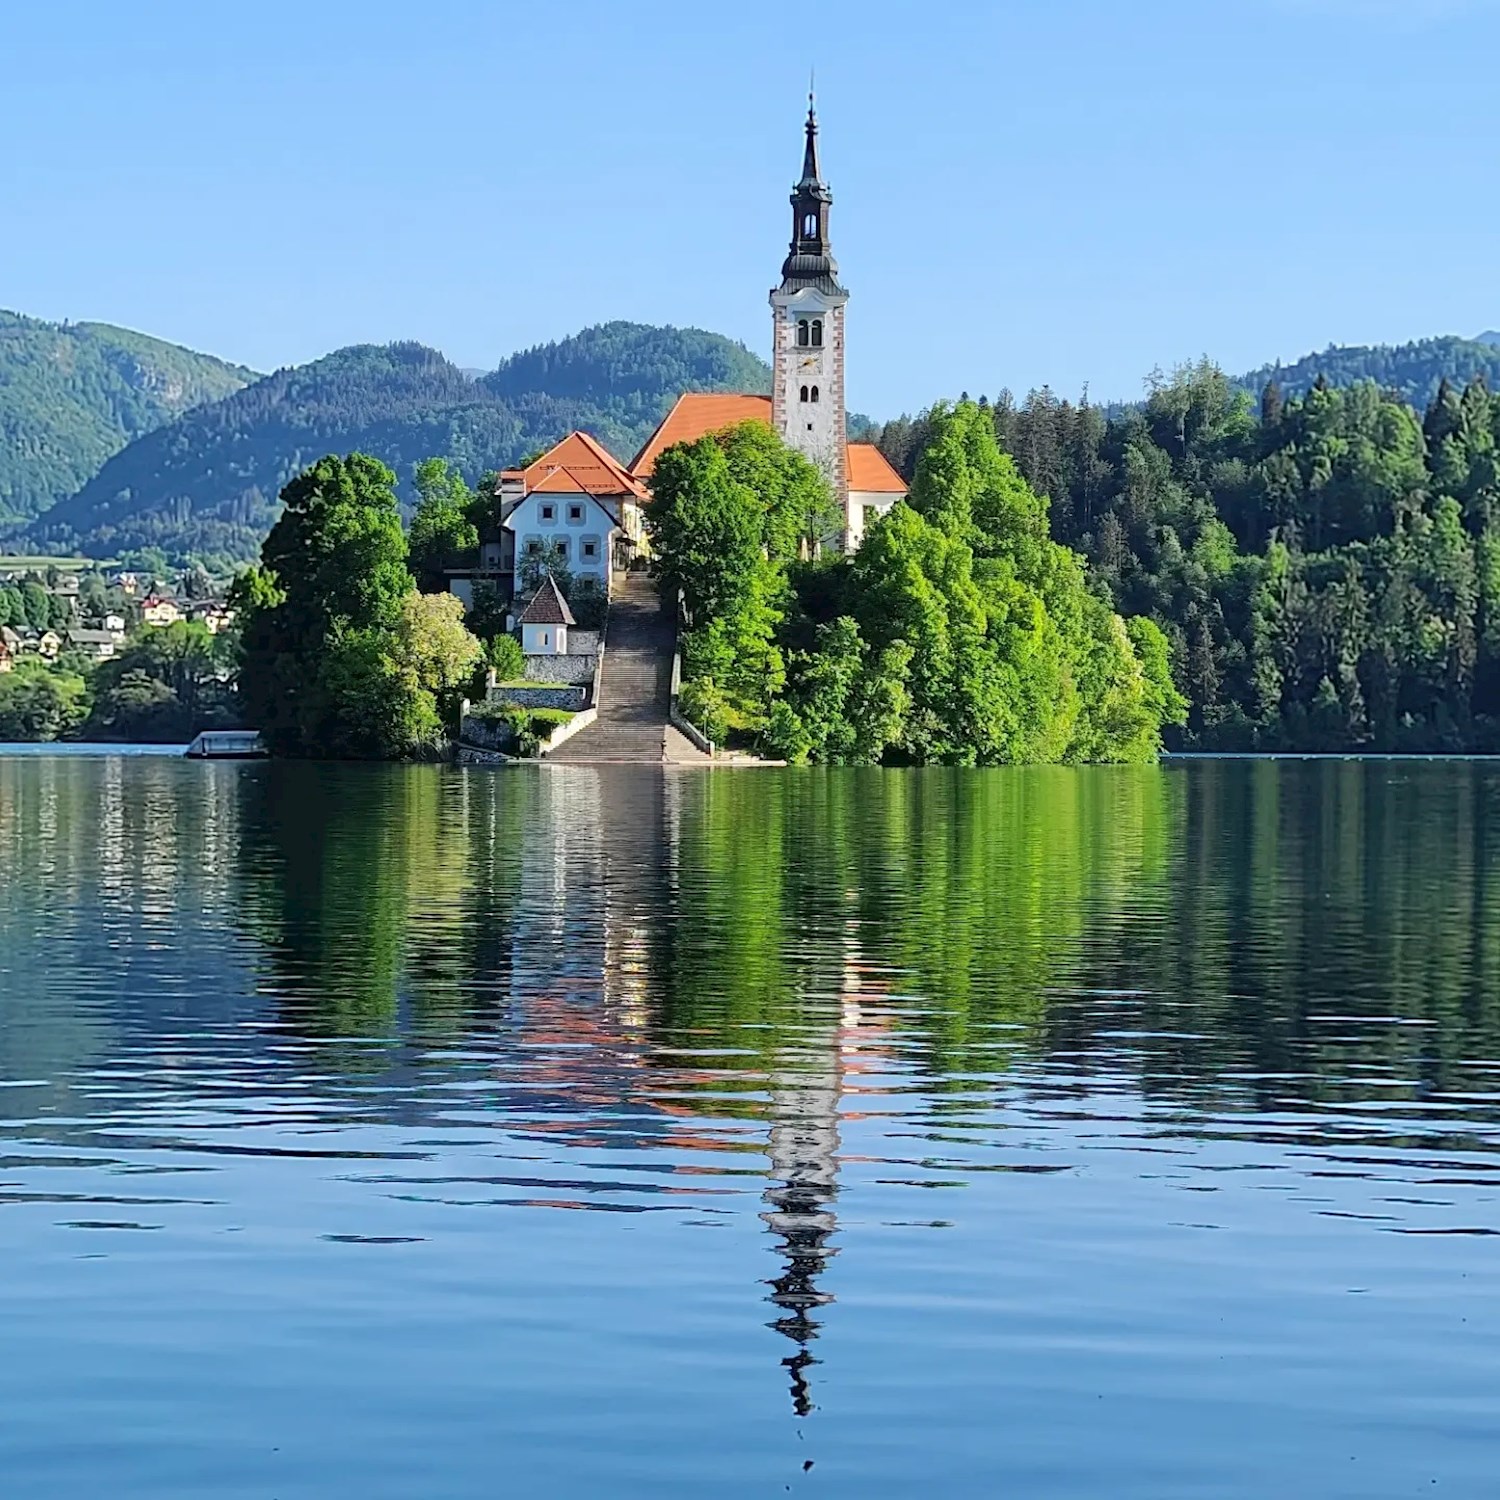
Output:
[
  {"xmin": 0, "ymin": 310, "xmax": 256, "ymax": 525},
  {"xmin": 871, "ymin": 366, "xmax": 1500, "ymax": 752}
]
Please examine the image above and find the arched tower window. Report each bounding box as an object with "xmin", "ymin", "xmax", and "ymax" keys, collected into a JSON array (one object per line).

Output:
[
  {"xmin": 796, "ymin": 318, "xmax": 810, "ymax": 347},
  {"xmin": 803, "ymin": 212, "xmax": 817, "ymax": 238},
  {"xmin": 799, "ymin": 385, "xmax": 809, "ymax": 403},
  {"xmin": 811, "ymin": 385, "xmax": 820, "ymax": 403},
  {"xmin": 811, "ymin": 319, "xmax": 823, "ymax": 348}
]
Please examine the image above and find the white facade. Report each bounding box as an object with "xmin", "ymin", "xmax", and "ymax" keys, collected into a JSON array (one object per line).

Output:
[
  {"xmin": 845, "ymin": 489, "xmax": 902, "ymax": 550},
  {"xmin": 507, "ymin": 492, "xmax": 617, "ymax": 586},
  {"xmin": 771, "ymin": 288, "xmax": 848, "ymax": 510},
  {"xmin": 522, "ymin": 621, "xmax": 569, "ymax": 654}
]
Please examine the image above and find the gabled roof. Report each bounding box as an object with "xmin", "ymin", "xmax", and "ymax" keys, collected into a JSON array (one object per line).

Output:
[
  {"xmin": 518, "ymin": 573, "xmax": 576, "ymax": 627},
  {"xmin": 629, "ymin": 393, "xmax": 774, "ymax": 477},
  {"xmin": 523, "ymin": 431, "xmax": 644, "ymax": 499},
  {"xmin": 846, "ymin": 442, "xmax": 907, "ymax": 494},
  {"xmin": 528, "ymin": 466, "xmax": 620, "ymax": 496}
]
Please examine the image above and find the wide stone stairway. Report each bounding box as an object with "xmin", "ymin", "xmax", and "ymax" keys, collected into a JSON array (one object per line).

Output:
[{"xmin": 545, "ymin": 572, "xmax": 711, "ymax": 764}]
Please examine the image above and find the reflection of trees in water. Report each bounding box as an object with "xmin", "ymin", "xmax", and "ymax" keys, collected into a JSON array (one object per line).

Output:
[
  {"xmin": 1034, "ymin": 762, "xmax": 1500, "ymax": 1122},
  {"xmin": 0, "ymin": 755, "xmax": 248, "ymax": 1107},
  {"xmin": 234, "ymin": 764, "xmax": 530, "ymax": 1052},
  {"xmin": 226, "ymin": 758, "xmax": 1500, "ymax": 1406}
]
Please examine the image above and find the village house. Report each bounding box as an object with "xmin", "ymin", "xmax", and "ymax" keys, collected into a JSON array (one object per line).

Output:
[
  {"xmin": 35, "ymin": 630, "xmax": 62, "ymax": 659},
  {"xmin": 188, "ymin": 601, "xmax": 235, "ymax": 635},
  {"xmin": 448, "ymin": 99, "xmax": 903, "ymax": 625},
  {"xmin": 103, "ymin": 613, "xmax": 127, "ymax": 639},
  {"xmin": 450, "ymin": 431, "xmax": 648, "ymax": 611},
  {"xmin": 67, "ymin": 628, "xmax": 118, "ymax": 662},
  {"xmin": 140, "ymin": 596, "xmax": 182, "ymax": 628}
]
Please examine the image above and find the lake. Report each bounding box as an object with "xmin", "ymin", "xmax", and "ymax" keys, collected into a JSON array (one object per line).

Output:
[{"xmin": 1, "ymin": 754, "xmax": 1498, "ymax": 1497}]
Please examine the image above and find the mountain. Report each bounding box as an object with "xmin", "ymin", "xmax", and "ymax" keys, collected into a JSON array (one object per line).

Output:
[
  {"xmin": 25, "ymin": 322, "xmax": 770, "ymax": 567},
  {"xmin": 1235, "ymin": 335, "xmax": 1500, "ymax": 411},
  {"xmin": 0, "ymin": 310, "xmax": 256, "ymax": 525}
]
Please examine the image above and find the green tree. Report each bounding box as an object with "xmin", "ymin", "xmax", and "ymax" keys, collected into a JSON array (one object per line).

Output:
[
  {"xmin": 390, "ymin": 591, "xmax": 483, "ymax": 728},
  {"xmin": 0, "ymin": 667, "xmax": 89, "ymax": 741},
  {"xmin": 237, "ymin": 454, "xmax": 415, "ymax": 757},
  {"xmin": 408, "ymin": 458, "xmax": 479, "ymax": 593}
]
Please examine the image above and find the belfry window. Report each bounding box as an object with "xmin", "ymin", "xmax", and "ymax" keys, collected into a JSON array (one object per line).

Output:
[
  {"xmin": 811, "ymin": 319, "xmax": 823, "ymax": 348},
  {"xmin": 811, "ymin": 385, "xmax": 820, "ymax": 403},
  {"xmin": 803, "ymin": 212, "xmax": 817, "ymax": 238},
  {"xmin": 796, "ymin": 318, "xmax": 810, "ymax": 347},
  {"xmin": 799, "ymin": 385, "xmax": 809, "ymax": 403}
]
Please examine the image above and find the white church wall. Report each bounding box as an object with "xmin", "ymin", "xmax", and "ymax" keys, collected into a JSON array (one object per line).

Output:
[{"xmin": 846, "ymin": 490, "xmax": 902, "ymax": 550}]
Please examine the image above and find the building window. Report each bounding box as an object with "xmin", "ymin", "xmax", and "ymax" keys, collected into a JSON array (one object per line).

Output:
[
  {"xmin": 811, "ymin": 385, "xmax": 820, "ymax": 403},
  {"xmin": 539, "ymin": 503, "xmax": 555, "ymax": 523},
  {"xmin": 803, "ymin": 212, "xmax": 817, "ymax": 237},
  {"xmin": 799, "ymin": 385, "xmax": 809, "ymax": 403},
  {"xmin": 811, "ymin": 318, "xmax": 823, "ymax": 348},
  {"xmin": 796, "ymin": 318, "xmax": 809, "ymax": 347},
  {"xmin": 567, "ymin": 503, "xmax": 584, "ymax": 523},
  {"xmin": 553, "ymin": 537, "xmax": 570, "ymax": 561},
  {"xmin": 807, "ymin": 422, "xmax": 814, "ymax": 432},
  {"xmin": 582, "ymin": 539, "xmax": 598, "ymax": 560}
]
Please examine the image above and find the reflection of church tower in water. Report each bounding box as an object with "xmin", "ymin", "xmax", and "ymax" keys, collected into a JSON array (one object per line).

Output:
[{"xmin": 760, "ymin": 980, "xmax": 879, "ymax": 1417}]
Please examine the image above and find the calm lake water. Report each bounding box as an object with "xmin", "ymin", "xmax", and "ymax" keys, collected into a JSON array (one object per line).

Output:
[{"xmin": 2, "ymin": 755, "xmax": 1498, "ymax": 1497}]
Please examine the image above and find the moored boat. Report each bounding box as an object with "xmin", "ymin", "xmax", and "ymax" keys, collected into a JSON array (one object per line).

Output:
[{"xmin": 184, "ymin": 730, "xmax": 267, "ymax": 760}]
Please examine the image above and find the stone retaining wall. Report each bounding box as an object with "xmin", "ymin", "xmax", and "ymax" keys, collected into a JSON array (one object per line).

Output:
[
  {"xmin": 490, "ymin": 684, "xmax": 588, "ymax": 712},
  {"xmin": 459, "ymin": 716, "xmax": 517, "ymax": 754},
  {"xmin": 520, "ymin": 653, "xmax": 597, "ymax": 685}
]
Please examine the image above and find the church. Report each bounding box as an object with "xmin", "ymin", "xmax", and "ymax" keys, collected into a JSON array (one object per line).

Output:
[{"xmin": 452, "ymin": 100, "xmax": 906, "ymax": 610}]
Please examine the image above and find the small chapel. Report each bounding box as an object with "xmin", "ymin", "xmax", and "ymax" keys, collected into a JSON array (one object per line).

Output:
[{"xmin": 450, "ymin": 99, "xmax": 906, "ymax": 612}]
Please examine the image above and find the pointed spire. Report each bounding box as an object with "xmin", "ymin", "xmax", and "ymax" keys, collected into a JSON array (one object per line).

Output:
[
  {"xmin": 800, "ymin": 81, "xmax": 822, "ymax": 187},
  {"xmin": 777, "ymin": 86, "xmax": 843, "ymax": 296}
]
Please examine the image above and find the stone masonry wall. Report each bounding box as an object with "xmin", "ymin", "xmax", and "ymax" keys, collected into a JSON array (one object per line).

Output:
[
  {"xmin": 489, "ymin": 684, "xmax": 588, "ymax": 712},
  {"xmin": 519, "ymin": 653, "xmax": 596, "ymax": 685}
]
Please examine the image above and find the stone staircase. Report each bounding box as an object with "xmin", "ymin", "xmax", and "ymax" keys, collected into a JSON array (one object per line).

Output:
[{"xmin": 545, "ymin": 573, "xmax": 710, "ymax": 764}]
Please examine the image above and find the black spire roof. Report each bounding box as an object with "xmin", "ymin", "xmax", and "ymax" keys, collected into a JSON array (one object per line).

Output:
[{"xmin": 778, "ymin": 95, "xmax": 846, "ymax": 297}]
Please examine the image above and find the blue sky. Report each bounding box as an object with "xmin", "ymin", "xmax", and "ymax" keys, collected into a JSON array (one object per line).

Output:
[{"xmin": 3, "ymin": 0, "xmax": 1497, "ymax": 415}]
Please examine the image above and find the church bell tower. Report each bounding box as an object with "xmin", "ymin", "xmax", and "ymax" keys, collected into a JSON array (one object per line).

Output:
[{"xmin": 771, "ymin": 95, "xmax": 849, "ymax": 520}]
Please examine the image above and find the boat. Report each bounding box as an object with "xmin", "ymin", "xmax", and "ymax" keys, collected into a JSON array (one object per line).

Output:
[{"xmin": 184, "ymin": 730, "xmax": 267, "ymax": 760}]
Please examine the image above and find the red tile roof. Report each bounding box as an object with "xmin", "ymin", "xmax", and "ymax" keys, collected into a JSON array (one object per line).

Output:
[
  {"xmin": 629, "ymin": 393, "xmax": 774, "ymax": 477},
  {"xmin": 523, "ymin": 431, "xmax": 645, "ymax": 500},
  {"xmin": 846, "ymin": 442, "xmax": 907, "ymax": 494},
  {"xmin": 518, "ymin": 573, "xmax": 576, "ymax": 627}
]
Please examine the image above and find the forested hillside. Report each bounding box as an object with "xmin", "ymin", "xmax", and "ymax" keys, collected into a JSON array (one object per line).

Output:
[
  {"xmin": 483, "ymin": 320, "xmax": 769, "ymax": 431},
  {"xmin": 0, "ymin": 311, "xmax": 255, "ymax": 524},
  {"xmin": 874, "ymin": 364, "xmax": 1500, "ymax": 752},
  {"xmin": 25, "ymin": 324, "xmax": 769, "ymax": 568},
  {"xmin": 1235, "ymin": 335, "xmax": 1500, "ymax": 411}
]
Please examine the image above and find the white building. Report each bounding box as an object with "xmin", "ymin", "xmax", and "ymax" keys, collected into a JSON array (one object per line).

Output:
[
  {"xmin": 449, "ymin": 431, "xmax": 647, "ymax": 612},
  {"xmin": 518, "ymin": 573, "xmax": 575, "ymax": 655}
]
